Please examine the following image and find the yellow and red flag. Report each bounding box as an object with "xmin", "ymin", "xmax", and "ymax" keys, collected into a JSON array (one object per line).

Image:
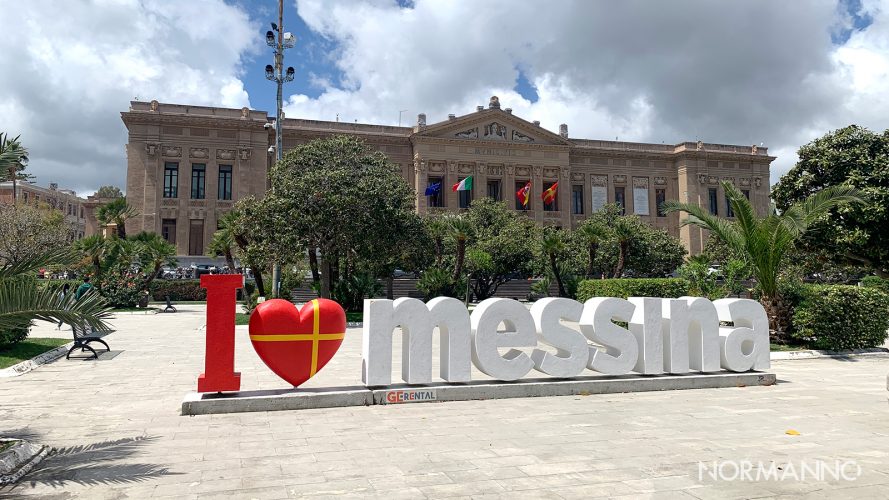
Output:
[
  {"xmin": 542, "ymin": 182, "xmax": 559, "ymax": 205},
  {"xmin": 516, "ymin": 181, "xmax": 532, "ymax": 207}
]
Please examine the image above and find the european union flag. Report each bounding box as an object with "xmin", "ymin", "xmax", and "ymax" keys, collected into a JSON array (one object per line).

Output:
[{"xmin": 424, "ymin": 182, "xmax": 441, "ymax": 196}]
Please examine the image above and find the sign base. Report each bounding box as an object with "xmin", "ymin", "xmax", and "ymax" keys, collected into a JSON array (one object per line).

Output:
[{"xmin": 181, "ymin": 371, "xmax": 776, "ymax": 416}]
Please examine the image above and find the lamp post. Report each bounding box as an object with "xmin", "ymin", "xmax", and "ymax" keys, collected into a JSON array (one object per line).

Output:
[{"xmin": 265, "ymin": 0, "xmax": 295, "ymax": 298}]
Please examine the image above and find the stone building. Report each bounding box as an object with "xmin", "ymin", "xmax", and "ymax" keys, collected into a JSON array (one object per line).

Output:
[
  {"xmin": 0, "ymin": 181, "xmax": 87, "ymax": 238},
  {"xmin": 122, "ymin": 97, "xmax": 774, "ymax": 257}
]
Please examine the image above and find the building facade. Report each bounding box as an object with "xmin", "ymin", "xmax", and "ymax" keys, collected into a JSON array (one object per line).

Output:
[
  {"xmin": 122, "ymin": 97, "xmax": 774, "ymax": 257},
  {"xmin": 0, "ymin": 181, "xmax": 87, "ymax": 238}
]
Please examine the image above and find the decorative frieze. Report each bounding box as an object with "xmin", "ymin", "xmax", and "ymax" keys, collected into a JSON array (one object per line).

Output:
[
  {"xmin": 458, "ymin": 163, "xmax": 474, "ymax": 174},
  {"xmin": 516, "ymin": 166, "xmax": 531, "ymax": 177},
  {"xmin": 722, "ymin": 176, "xmax": 735, "ymax": 185},
  {"xmin": 590, "ymin": 175, "xmax": 608, "ymax": 187},
  {"xmin": 487, "ymin": 165, "xmax": 503, "ymax": 176},
  {"xmin": 216, "ymin": 149, "xmax": 236, "ymax": 160},
  {"xmin": 571, "ymin": 172, "xmax": 584, "ymax": 182},
  {"xmin": 708, "ymin": 175, "xmax": 719, "ymax": 184},
  {"xmin": 543, "ymin": 167, "xmax": 559, "ymax": 178},
  {"xmin": 654, "ymin": 176, "xmax": 667, "ymax": 186},
  {"xmin": 190, "ymin": 148, "xmax": 209, "ymax": 159},
  {"xmin": 613, "ymin": 174, "xmax": 627, "ymax": 184},
  {"xmin": 455, "ymin": 128, "xmax": 478, "ymax": 139},
  {"xmin": 145, "ymin": 143, "xmax": 158, "ymax": 156},
  {"xmin": 512, "ymin": 130, "xmax": 534, "ymax": 143},
  {"xmin": 698, "ymin": 173, "xmax": 707, "ymax": 184},
  {"xmin": 162, "ymin": 145, "xmax": 181, "ymax": 157},
  {"xmin": 633, "ymin": 177, "xmax": 649, "ymax": 189},
  {"xmin": 483, "ymin": 122, "xmax": 507, "ymax": 141},
  {"xmin": 238, "ymin": 148, "xmax": 251, "ymax": 161},
  {"xmin": 754, "ymin": 177, "xmax": 763, "ymax": 188},
  {"xmin": 740, "ymin": 177, "xmax": 751, "ymax": 187}
]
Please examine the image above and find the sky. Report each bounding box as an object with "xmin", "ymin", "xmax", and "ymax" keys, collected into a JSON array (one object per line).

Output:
[{"xmin": 1, "ymin": 0, "xmax": 888, "ymax": 196}]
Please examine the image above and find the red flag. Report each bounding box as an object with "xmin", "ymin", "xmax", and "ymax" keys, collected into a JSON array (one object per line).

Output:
[
  {"xmin": 542, "ymin": 182, "xmax": 558, "ymax": 205},
  {"xmin": 516, "ymin": 181, "xmax": 531, "ymax": 207}
]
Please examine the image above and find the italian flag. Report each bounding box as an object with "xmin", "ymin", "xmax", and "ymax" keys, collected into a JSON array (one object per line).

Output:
[{"xmin": 452, "ymin": 176, "xmax": 473, "ymax": 191}]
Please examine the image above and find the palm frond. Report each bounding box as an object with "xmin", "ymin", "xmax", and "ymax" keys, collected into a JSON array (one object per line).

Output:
[
  {"xmin": 781, "ymin": 185, "xmax": 863, "ymax": 236},
  {"xmin": 0, "ymin": 247, "xmax": 74, "ymax": 280},
  {"xmin": 0, "ymin": 281, "xmax": 113, "ymax": 332},
  {"xmin": 662, "ymin": 200, "xmax": 745, "ymax": 253}
]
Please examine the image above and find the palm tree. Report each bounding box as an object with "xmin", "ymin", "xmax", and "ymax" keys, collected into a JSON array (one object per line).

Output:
[
  {"xmin": 75, "ymin": 234, "xmax": 108, "ymax": 278},
  {"xmin": 0, "ymin": 247, "xmax": 111, "ymax": 333},
  {"xmin": 424, "ymin": 215, "xmax": 448, "ymax": 268},
  {"xmin": 1, "ymin": 133, "xmax": 31, "ymax": 204},
  {"xmin": 96, "ymin": 197, "xmax": 138, "ymax": 239},
  {"xmin": 446, "ymin": 214, "xmax": 473, "ymax": 282},
  {"xmin": 207, "ymin": 212, "xmax": 237, "ymax": 272},
  {"xmin": 577, "ymin": 221, "xmax": 608, "ymax": 278},
  {"xmin": 663, "ymin": 181, "xmax": 861, "ymax": 338},
  {"xmin": 132, "ymin": 232, "xmax": 177, "ymax": 289},
  {"xmin": 541, "ymin": 228, "xmax": 568, "ymax": 297},
  {"xmin": 611, "ymin": 217, "xmax": 635, "ymax": 278}
]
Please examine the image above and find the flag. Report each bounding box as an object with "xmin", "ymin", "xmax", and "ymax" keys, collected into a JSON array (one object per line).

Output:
[
  {"xmin": 516, "ymin": 181, "xmax": 531, "ymax": 206},
  {"xmin": 542, "ymin": 182, "xmax": 559, "ymax": 205},
  {"xmin": 424, "ymin": 182, "xmax": 441, "ymax": 196},
  {"xmin": 452, "ymin": 176, "xmax": 473, "ymax": 191}
]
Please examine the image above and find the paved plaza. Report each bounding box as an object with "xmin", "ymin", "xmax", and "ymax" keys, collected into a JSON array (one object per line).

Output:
[{"xmin": 1, "ymin": 305, "xmax": 888, "ymax": 499}]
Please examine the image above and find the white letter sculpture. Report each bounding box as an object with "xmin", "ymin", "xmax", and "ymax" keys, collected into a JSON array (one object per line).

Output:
[
  {"xmin": 361, "ymin": 297, "xmax": 471, "ymax": 386},
  {"xmin": 580, "ymin": 298, "xmax": 638, "ymax": 375},
  {"xmin": 714, "ymin": 298, "xmax": 770, "ymax": 372},
  {"xmin": 471, "ymin": 298, "xmax": 536, "ymax": 381},
  {"xmin": 661, "ymin": 297, "xmax": 721, "ymax": 373},
  {"xmin": 628, "ymin": 297, "xmax": 664, "ymax": 374},
  {"xmin": 530, "ymin": 298, "xmax": 588, "ymax": 377}
]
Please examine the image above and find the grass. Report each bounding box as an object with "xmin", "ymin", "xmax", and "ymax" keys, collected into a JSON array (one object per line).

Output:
[
  {"xmin": 235, "ymin": 311, "xmax": 363, "ymax": 326},
  {"xmin": 0, "ymin": 338, "xmax": 70, "ymax": 369},
  {"xmin": 770, "ymin": 343, "xmax": 811, "ymax": 352}
]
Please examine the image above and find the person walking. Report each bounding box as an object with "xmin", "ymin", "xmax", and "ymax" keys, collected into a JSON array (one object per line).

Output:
[
  {"xmin": 57, "ymin": 283, "xmax": 71, "ymax": 329},
  {"xmin": 75, "ymin": 276, "xmax": 93, "ymax": 300}
]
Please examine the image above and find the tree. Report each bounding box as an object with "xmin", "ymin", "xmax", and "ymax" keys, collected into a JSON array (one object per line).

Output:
[
  {"xmin": 228, "ymin": 196, "xmax": 276, "ymax": 297},
  {"xmin": 267, "ymin": 135, "xmax": 422, "ymax": 299},
  {"xmin": 0, "ymin": 133, "xmax": 33, "ymax": 201},
  {"xmin": 462, "ymin": 198, "xmax": 537, "ymax": 300},
  {"xmin": 207, "ymin": 211, "xmax": 238, "ymax": 272},
  {"xmin": 74, "ymin": 234, "xmax": 108, "ymax": 278},
  {"xmin": 131, "ymin": 232, "xmax": 177, "ymax": 289},
  {"xmin": 94, "ymin": 186, "xmax": 123, "ymax": 198},
  {"xmin": 611, "ymin": 217, "xmax": 635, "ymax": 278},
  {"xmin": 541, "ymin": 228, "xmax": 568, "ymax": 297},
  {"xmin": 0, "ymin": 203, "xmax": 75, "ymax": 267},
  {"xmin": 95, "ymin": 197, "xmax": 138, "ymax": 239},
  {"xmin": 664, "ymin": 180, "xmax": 860, "ymax": 339},
  {"xmin": 446, "ymin": 214, "xmax": 473, "ymax": 283},
  {"xmin": 576, "ymin": 220, "xmax": 608, "ymax": 278},
  {"xmin": 772, "ymin": 125, "xmax": 889, "ymax": 278}
]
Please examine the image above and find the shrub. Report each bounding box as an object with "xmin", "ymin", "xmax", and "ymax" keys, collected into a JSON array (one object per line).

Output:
[
  {"xmin": 417, "ymin": 267, "xmax": 465, "ymax": 301},
  {"xmin": 0, "ymin": 324, "xmax": 29, "ymax": 349},
  {"xmin": 791, "ymin": 285, "xmax": 889, "ymax": 350},
  {"xmin": 576, "ymin": 278, "xmax": 690, "ymax": 302},
  {"xmin": 148, "ymin": 280, "xmax": 207, "ymax": 301},
  {"xmin": 332, "ymin": 273, "xmax": 383, "ymax": 312},
  {"xmin": 861, "ymin": 275, "xmax": 889, "ymax": 295},
  {"xmin": 98, "ymin": 272, "xmax": 142, "ymax": 308}
]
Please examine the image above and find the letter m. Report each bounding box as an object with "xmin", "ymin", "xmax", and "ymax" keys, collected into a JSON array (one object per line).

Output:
[{"xmin": 362, "ymin": 297, "xmax": 471, "ymax": 386}]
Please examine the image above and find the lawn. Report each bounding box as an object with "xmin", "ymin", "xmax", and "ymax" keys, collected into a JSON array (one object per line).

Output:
[
  {"xmin": 235, "ymin": 311, "xmax": 363, "ymax": 326},
  {"xmin": 770, "ymin": 343, "xmax": 810, "ymax": 352},
  {"xmin": 0, "ymin": 338, "xmax": 70, "ymax": 369}
]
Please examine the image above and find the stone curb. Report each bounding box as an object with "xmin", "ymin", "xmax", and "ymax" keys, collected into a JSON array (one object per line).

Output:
[
  {"xmin": 0, "ymin": 342, "xmax": 73, "ymax": 378},
  {"xmin": 182, "ymin": 371, "xmax": 776, "ymax": 416},
  {"xmin": 0, "ymin": 440, "xmax": 50, "ymax": 485},
  {"xmin": 770, "ymin": 347, "xmax": 889, "ymax": 360}
]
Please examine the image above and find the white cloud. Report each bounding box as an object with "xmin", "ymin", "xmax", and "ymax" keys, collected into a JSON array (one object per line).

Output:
[
  {"xmin": 0, "ymin": 0, "xmax": 258, "ymax": 196},
  {"xmin": 286, "ymin": 0, "xmax": 889, "ymax": 186}
]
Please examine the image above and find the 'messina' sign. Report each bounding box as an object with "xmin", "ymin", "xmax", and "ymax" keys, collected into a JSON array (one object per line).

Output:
[{"xmin": 197, "ymin": 275, "xmax": 769, "ymax": 393}]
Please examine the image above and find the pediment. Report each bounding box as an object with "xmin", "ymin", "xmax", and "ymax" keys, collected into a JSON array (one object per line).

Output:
[{"xmin": 417, "ymin": 108, "xmax": 570, "ymax": 146}]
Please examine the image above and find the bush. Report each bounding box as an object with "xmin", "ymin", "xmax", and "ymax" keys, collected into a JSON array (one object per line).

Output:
[
  {"xmin": 98, "ymin": 272, "xmax": 143, "ymax": 308},
  {"xmin": 417, "ymin": 268, "xmax": 465, "ymax": 301},
  {"xmin": 332, "ymin": 273, "xmax": 383, "ymax": 312},
  {"xmin": 791, "ymin": 284, "xmax": 889, "ymax": 350},
  {"xmin": 861, "ymin": 275, "xmax": 889, "ymax": 295},
  {"xmin": 148, "ymin": 280, "xmax": 207, "ymax": 301},
  {"xmin": 0, "ymin": 324, "xmax": 29, "ymax": 349},
  {"xmin": 576, "ymin": 278, "xmax": 690, "ymax": 302}
]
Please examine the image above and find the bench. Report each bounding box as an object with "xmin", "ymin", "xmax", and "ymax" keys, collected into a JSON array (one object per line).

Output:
[{"xmin": 67, "ymin": 324, "xmax": 110, "ymax": 360}]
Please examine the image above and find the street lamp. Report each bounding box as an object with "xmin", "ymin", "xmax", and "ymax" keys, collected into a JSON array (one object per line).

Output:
[{"xmin": 266, "ymin": 0, "xmax": 296, "ymax": 298}]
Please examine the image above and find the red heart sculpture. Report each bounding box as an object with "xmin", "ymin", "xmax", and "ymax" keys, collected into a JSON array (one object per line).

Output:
[{"xmin": 248, "ymin": 298, "xmax": 346, "ymax": 387}]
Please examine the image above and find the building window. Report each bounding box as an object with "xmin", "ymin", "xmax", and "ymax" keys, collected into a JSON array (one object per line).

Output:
[
  {"xmin": 188, "ymin": 219, "xmax": 204, "ymax": 255},
  {"xmin": 23, "ymin": 191, "xmax": 28, "ymax": 203},
  {"xmin": 191, "ymin": 164, "xmax": 206, "ymax": 199},
  {"xmin": 726, "ymin": 194, "xmax": 735, "ymax": 218},
  {"xmin": 515, "ymin": 181, "xmax": 530, "ymax": 211},
  {"xmin": 543, "ymin": 182, "xmax": 559, "ymax": 212},
  {"xmin": 571, "ymin": 185, "xmax": 584, "ymax": 215},
  {"xmin": 162, "ymin": 219, "xmax": 177, "ymax": 245},
  {"xmin": 427, "ymin": 176, "xmax": 444, "ymax": 207},
  {"xmin": 218, "ymin": 165, "xmax": 232, "ymax": 200},
  {"xmin": 742, "ymin": 189, "xmax": 750, "ymax": 200},
  {"xmin": 708, "ymin": 188, "xmax": 718, "ymax": 215},
  {"xmin": 486, "ymin": 180, "xmax": 501, "ymax": 201},
  {"xmin": 656, "ymin": 189, "xmax": 666, "ymax": 217},
  {"xmin": 80, "ymin": 207, "xmax": 84, "ymax": 219},
  {"xmin": 458, "ymin": 177, "xmax": 472, "ymax": 209},
  {"xmin": 615, "ymin": 187, "xmax": 626, "ymax": 215},
  {"xmin": 163, "ymin": 162, "xmax": 178, "ymax": 198}
]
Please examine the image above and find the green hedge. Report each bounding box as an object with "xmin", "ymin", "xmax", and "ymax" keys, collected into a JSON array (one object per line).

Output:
[
  {"xmin": 576, "ymin": 278, "xmax": 690, "ymax": 302},
  {"xmin": 861, "ymin": 276, "xmax": 889, "ymax": 295},
  {"xmin": 149, "ymin": 280, "xmax": 207, "ymax": 301},
  {"xmin": 791, "ymin": 284, "xmax": 889, "ymax": 350}
]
